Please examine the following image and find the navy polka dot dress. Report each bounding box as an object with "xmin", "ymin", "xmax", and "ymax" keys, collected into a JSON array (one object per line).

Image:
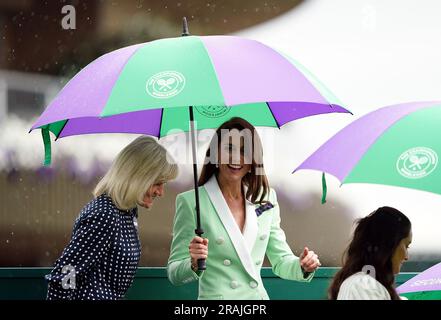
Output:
[{"xmin": 46, "ymin": 194, "xmax": 141, "ymax": 300}]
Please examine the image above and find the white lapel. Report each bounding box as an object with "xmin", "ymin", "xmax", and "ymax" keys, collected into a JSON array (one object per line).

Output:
[{"xmin": 204, "ymin": 175, "xmax": 259, "ymax": 281}]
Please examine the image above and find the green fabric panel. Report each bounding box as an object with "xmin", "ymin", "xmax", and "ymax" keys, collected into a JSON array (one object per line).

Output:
[
  {"xmin": 36, "ymin": 120, "xmax": 67, "ymax": 137},
  {"xmin": 159, "ymin": 102, "xmax": 278, "ymax": 137},
  {"xmin": 344, "ymin": 106, "xmax": 441, "ymax": 195},
  {"xmin": 400, "ymin": 290, "xmax": 441, "ymax": 300},
  {"xmin": 102, "ymin": 36, "xmax": 225, "ymax": 116},
  {"xmin": 47, "ymin": 120, "xmax": 67, "ymax": 137}
]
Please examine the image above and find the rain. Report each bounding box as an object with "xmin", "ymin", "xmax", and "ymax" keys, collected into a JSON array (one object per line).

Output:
[{"xmin": 1, "ymin": 0, "xmax": 441, "ymax": 302}]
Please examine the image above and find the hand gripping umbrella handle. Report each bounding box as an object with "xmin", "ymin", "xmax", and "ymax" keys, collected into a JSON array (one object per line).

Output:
[
  {"xmin": 197, "ymin": 259, "xmax": 206, "ymax": 271},
  {"xmin": 195, "ymin": 227, "xmax": 206, "ymax": 271}
]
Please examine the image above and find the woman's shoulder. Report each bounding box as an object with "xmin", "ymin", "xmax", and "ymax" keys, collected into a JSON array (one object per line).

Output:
[
  {"xmin": 78, "ymin": 194, "xmax": 119, "ymax": 222},
  {"xmin": 340, "ymin": 272, "xmax": 384, "ymax": 289},
  {"xmin": 176, "ymin": 189, "xmax": 194, "ymax": 198},
  {"xmin": 338, "ymin": 272, "xmax": 391, "ymax": 300},
  {"xmin": 177, "ymin": 186, "xmax": 206, "ymax": 201},
  {"xmin": 265, "ymin": 187, "xmax": 278, "ymax": 203}
]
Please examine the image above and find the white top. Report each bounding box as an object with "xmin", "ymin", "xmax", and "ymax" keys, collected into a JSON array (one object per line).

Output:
[{"xmin": 337, "ymin": 272, "xmax": 391, "ymax": 300}]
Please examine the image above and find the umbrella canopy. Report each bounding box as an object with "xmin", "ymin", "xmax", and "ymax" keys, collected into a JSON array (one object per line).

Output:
[
  {"xmin": 294, "ymin": 101, "xmax": 441, "ymax": 202},
  {"xmin": 397, "ymin": 262, "xmax": 441, "ymax": 300},
  {"xmin": 31, "ymin": 34, "xmax": 348, "ymax": 150}
]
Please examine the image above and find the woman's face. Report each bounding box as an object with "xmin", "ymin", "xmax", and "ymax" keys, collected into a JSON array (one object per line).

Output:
[
  {"xmin": 141, "ymin": 182, "xmax": 166, "ymax": 209},
  {"xmin": 391, "ymin": 230, "xmax": 412, "ymax": 274},
  {"xmin": 217, "ymin": 130, "xmax": 252, "ymax": 184}
]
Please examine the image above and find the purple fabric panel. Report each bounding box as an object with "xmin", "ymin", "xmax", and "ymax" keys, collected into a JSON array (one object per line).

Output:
[
  {"xmin": 31, "ymin": 43, "xmax": 144, "ymax": 129},
  {"xmin": 397, "ymin": 262, "xmax": 441, "ymax": 294},
  {"xmin": 201, "ymin": 36, "xmax": 328, "ymax": 106},
  {"xmin": 58, "ymin": 108, "xmax": 162, "ymax": 138},
  {"xmin": 294, "ymin": 101, "xmax": 441, "ymax": 181},
  {"xmin": 269, "ymin": 102, "xmax": 349, "ymax": 127}
]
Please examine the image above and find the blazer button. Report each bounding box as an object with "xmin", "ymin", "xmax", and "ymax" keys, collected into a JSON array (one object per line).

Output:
[
  {"xmin": 259, "ymin": 234, "xmax": 267, "ymax": 240},
  {"xmin": 223, "ymin": 259, "xmax": 231, "ymax": 266},
  {"xmin": 230, "ymin": 281, "xmax": 239, "ymax": 289},
  {"xmin": 249, "ymin": 281, "xmax": 258, "ymax": 289},
  {"xmin": 216, "ymin": 237, "xmax": 225, "ymax": 245},
  {"xmin": 255, "ymin": 260, "xmax": 262, "ymax": 265}
]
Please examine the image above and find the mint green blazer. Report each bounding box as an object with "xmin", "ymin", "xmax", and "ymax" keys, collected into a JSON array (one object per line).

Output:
[{"xmin": 167, "ymin": 175, "xmax": 314, "ymax": 300}]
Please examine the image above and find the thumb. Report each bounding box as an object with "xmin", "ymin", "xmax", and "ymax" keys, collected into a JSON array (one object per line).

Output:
[{"xmin": 301, "ymin": 247, "xmax": 309, "ymax": 259}]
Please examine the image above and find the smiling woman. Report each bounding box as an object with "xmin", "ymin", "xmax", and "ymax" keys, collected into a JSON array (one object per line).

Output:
[
  {"xmin": 45, "ymin": 136, "xmax": 178, "ymax": 300},
  {"xmin": 167, "ymin": 117, "xmax": 321, "ymax": 300}
]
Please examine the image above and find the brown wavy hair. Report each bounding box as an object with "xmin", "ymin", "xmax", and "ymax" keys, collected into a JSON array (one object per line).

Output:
[
  {"xmin": 328, "ymin": 206, "xmax": 411, "ymax": 300},
  {"xmin": 198, "ymin": 117, "xmax": 269, "ymax": 204}
]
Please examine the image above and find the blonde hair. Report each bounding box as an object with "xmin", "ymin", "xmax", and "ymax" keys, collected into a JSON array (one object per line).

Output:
[{"xmin": 94, "ymin": 136, "xmax": 178, "ymax": 210}]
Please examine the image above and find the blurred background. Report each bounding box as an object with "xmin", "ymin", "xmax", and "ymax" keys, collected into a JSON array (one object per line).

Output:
[{"xmin": 1, "ymin": 0, "xmax": 440, "ymax": 270}]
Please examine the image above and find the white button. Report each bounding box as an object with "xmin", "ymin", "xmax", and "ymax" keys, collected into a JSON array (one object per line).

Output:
[
  {"xmin": 259, "ymin": 234, "xmax": 267, "ymax": 240},
  {"xmin": 230, "ymin": 281, "xmax": 239, "ymax": 289},
  {"xmin": 216, "ymin": 237, "xmax": 225, "ymax": 245},
  {"xmin": 255, "ymin": 260, "xmax": 261, "ymax": 265},
  {"xmin": 223, "ymin": 259, "xmax": 231, "ymax": 266},
  {"xmin": 249, "ymin": 281, "xmax": 258, "ymax": 288}
]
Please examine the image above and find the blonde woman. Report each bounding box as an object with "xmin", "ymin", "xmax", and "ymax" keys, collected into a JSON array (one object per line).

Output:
[{"xmin": 46, "ymin": 136, "xmax": 178, "ymax": 300}]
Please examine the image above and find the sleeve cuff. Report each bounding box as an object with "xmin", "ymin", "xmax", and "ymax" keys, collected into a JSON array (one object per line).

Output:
[
  {"xmin": 183, "ymin": 258, "xmax": 204, "ymax": 283},
  {"xmin": 299, "ymin": 266, "xmax": 315, "ymax": 282}
]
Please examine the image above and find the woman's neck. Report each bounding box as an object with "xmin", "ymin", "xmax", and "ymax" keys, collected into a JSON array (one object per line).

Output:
[{"xmin": 217, "ymin": 174, "xmax": 242, "ymax": 200}]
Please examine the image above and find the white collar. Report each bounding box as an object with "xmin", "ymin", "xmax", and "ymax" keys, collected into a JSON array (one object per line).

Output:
[{"xmin": 204, "ymin": 175, "xmax": 259, "ymax": 280}]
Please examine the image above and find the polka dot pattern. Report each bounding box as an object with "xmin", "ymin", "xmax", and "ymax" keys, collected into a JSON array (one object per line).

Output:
[{"xmin": 46, "ymin": 194, "xmax": 141, "ymax": 300}]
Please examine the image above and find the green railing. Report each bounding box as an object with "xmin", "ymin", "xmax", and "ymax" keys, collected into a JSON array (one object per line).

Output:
[{"xmin": 0, "ymin": 267, "xmax": 418, "ymax": 300}]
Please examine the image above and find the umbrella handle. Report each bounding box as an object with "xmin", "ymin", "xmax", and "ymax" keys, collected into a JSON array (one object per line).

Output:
[
  {"xmin": 197, "ymin": 258, "xmax": 206, "ymax": 271},
  {"xmin": 195, "ymin": 228, "xmax": 206, "ymax": 271}
]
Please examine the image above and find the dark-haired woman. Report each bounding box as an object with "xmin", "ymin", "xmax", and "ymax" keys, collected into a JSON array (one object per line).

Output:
[
  {"xmin": 167, "ymin": 117, "xmax": 320, "ymax": 300},
  {"xmin": 328, "ymin": 206, "xmax": 412, "ymax": 300}
]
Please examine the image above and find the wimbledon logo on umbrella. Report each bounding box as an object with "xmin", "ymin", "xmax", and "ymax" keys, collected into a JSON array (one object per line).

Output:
[
  {"xmin": 410, "ymin": 278, "xmax": 441, "ymax": 287},
  {"xmin": 196, "ymin": 105, "xmax": 231, "ymax": 118},
  {"xmin": 396, "ymin": 147, "xmax": 438, "ymax": 179},
  {"xmin": 146, "ymin": 71, "xmax": 185, "ymax": 99}
]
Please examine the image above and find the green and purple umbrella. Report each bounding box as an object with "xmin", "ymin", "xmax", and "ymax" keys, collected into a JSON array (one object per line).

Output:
[
  {"xmin": 397, "ymin": 262, "xmax": 441, "ymax": 300},
  {"xmin": 30, "ymin": 21, "xmax": 349, "ymax": 269},
  {"xmin": 294, "ymin": 101, "xmax": 441, "ymax": 203},
  {"xmin": 31, "ymin": 36, "xmax": 347, "ymax": 145}
]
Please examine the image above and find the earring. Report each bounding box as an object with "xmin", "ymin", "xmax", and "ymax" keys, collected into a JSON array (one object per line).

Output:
[{"xmin": 215, "ymin": 163, "xmax": 219, "ymax": 168}]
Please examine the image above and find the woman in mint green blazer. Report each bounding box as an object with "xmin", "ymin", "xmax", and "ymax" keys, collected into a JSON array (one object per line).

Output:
[{"xmin": 167, "ymin": 117, "xmax": 321, "ymax": 300}]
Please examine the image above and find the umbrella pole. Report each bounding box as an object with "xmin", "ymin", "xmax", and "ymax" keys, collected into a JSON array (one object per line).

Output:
[
  {"xmin": 182, "ymin": 17, "xmax": 205, "ymax": 270},
  {"xmin": 189, "ymin": 106, "xmax": 206, "ymax": 271}
]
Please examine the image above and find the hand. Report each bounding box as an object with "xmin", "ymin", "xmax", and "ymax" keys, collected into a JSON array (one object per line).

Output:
[
  {"xmin": 189, "ymin": 236, "xmax": 209, "ymax": 268},
  {"xmin": 300, "ymin": 247, "xmax": 321, "ymax": 273}
]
